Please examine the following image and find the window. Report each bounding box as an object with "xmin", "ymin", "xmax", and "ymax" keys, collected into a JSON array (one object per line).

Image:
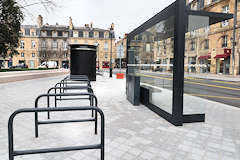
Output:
[
  {"xmin": 199, "ymin": 0, "xmax": 204, "ymax": 9},
  {"xmin": 84, "ymin": 32, "xmax": 88, "ymax": 38},
  {"xmin": 99, "ymin": 32, "xmax": 104, "ymax": 38},
  {"xmin": 31, "ymin": 32, "xmax": 35, "ymax": 36},
  {"xmin": 20, "ymin": 40, "xmax": 24, "ymax": 49},
  {"xmin": 104, "ymin": 32, "xmax": 109, "ymax": 38},
  {"xmin": 222, "ymin": 36, "xmax": 228, "ymax": 48},
  {"xmin": 69, "ymin": 30, "xmax": 73, "ymax": 37},
  {"xmin": 31, "ymin": 40, "xmax": 36, "ymax": 48},
  {"xmin": 94, "ymin": 32, "xmax": 99, "ymax": 38},
  {"xmin": 73, "ymin": 31, "xmax": 78, "ymax": 37},
  {"xmin": 104, "ymin": 42, "xmax": 108, "ymax": 51},
  {"xmin": 89, "ymin": 31, "xmax": 94, "ymax": 38},
  {"xmin": 64, "ymin": 52, "xmax": 68, "ymax": 58},
  {"xmin": 24, "ymin": 29, "xmax": 30, "ymax": 36},
  {"xmin": 52, "ymin": 31, "xmax": 57, "ymax": 37},
  {"xmin": 41, "ymin": 40, "xmax": 46, "ymax": 48},
  {"xmin": 204, "ymin": 39, "xmax": 209, "ymax": 49},
  {"xmin": 78, "ymin": 31, "xmax": 83, "ymax": 37},
  {"xmin": 52, "ymin": 41, "xmax": 58, "ymax": 48},
  {"xmin": 222, "ymin": 5, "xmax": 229, "ymax": 27},
  {"xmin": 105, "ymin": 53, "xmax": 108, "ymax": 59},
  {"xmin": 21, "ymin": 53, "xmax": 24, "ymax": 57},
  {"xmin": 146, "ymin": 44, "xmax": 151, "ymax": 52},
  {"xmin": 36, "ymin": 29, "xmax": 40, "ymax": 36},
  {"xmin": 62, "ymin": 41, "xmax": 67, "ymax": 50},
  {"xmin": 57, "ymin": 31, "xmax": 63, "ymax": 37},
  {"xmin": 47, "ymin": 30, "xmax": 52, "ymax": 36},
  {"xmin": 41, "ymin": 31, "xmax": 47, "ymax": 37},
  {"xmin": 32, "ymin": 53, "xmax": 35, "ymax": 57},
  {"xmin": 63, "ymin": 32, "xmax": 68, "ymax": 37},
  {"xmin": 191, "ymin": 40, "xmax": 195, "ymax": 51}
]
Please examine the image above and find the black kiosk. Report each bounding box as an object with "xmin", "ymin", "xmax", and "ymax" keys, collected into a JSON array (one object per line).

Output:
[{"xmin": 70, "ymin": 44, "xmax": 97, "ymax": 81}]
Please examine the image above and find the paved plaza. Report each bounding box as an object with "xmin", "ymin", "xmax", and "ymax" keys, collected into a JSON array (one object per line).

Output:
[{"xmin": 0, "ymin": 73, "xmax": 240, "ymax": 160}]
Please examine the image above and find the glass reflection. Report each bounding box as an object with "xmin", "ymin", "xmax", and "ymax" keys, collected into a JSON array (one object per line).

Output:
[
  {"xmin": 184, "ymin": 15, "xmax": 209, "ymax": 114},
  {"xmin": 128, "ymin": 16, "xmax": 175, "ymax": 114}
]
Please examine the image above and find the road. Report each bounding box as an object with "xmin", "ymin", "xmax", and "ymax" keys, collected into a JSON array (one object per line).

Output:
[
  {"xmin": 137, "ymin": 72, "xmax": 240, "ymax": 108},
  {"xmin": 0, "ymin": 69, "xmax": 69, "ymax": 84}
]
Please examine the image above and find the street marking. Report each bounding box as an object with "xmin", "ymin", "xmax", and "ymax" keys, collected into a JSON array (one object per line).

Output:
[
  {"xmin": 186, "ymin": 81, "xmax": 240, "ymax": 91},
  {"xmin": 136, "ymin": 73, "xmax": 172, "ymax": 80},
  {"xmin": 137, "ymin": 73, "xmax": 240, "ymax": 91},
  {"xmin": 185, "ymin": 77, "xmax": 240, "ymax": 85},
  {"xmin": 189, "ymin": 94, "xmax": 240, "ymax": 100}
]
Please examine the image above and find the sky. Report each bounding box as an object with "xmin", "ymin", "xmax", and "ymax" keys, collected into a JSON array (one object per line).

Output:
[{"xmin": 20, "ymin": 0, "xmax": 175, "ymax": 40}]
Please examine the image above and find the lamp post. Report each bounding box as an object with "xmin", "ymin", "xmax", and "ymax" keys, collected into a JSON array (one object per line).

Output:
[
  {"xmin": 109, "ymin": 26, "xmax": 114, "ymax": 77},
  {"xmin": 120, "ymin": 41, "xmax": 123, "ymax": 72},
  {"xmin": 232, "ymin": 0, "xmax": 238, "ymax": 75}
]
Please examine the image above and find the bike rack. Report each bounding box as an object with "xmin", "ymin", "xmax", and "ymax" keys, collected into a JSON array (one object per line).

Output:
[
  {"xmin": 35, "ymin": 93, "xmax": 98, "ymax": 138},
  {"xmin": 47, "ymin": 86, "xmax": 93, "ymax": 106},
  {"xmin": 47, "ymin": 86, "xmax": 95, "ymax": 118},
  {"xmin": 8, "ymin": 106, "xmax": 105, "ymax": 160}
]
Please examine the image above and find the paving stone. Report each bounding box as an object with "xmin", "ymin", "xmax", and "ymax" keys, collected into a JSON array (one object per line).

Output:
[{"xmin": 0, "ymin": 74, "xmax": 240, "ymax": 160}]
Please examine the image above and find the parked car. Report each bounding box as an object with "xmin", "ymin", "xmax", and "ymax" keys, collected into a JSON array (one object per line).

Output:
[
  {"xmin": 38, "ymin": 61, "xmax": 57, "ymax": 69},
  {"xmin": 10, "ymin": 63, "xmax": 28, "ymax": 69}
]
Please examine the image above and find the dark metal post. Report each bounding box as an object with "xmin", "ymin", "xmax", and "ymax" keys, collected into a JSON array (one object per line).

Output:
[
  {"xmin": 172, "ymin": 0, "xmax": 186, "ymax": 126},
  {"xmin": 47, "ymin": 94, "xmax": 50, "ymax": 119},
  {"xmin": 232, "ymin": 0, "xmax": 238, "ymax": 75},
  {"xmin": 8, "ymin": 114, "xmax": 14, "ymax": 160},
  {"xmin": 109, "ymin": 27, "xmax": 114, "ymax": 77}
]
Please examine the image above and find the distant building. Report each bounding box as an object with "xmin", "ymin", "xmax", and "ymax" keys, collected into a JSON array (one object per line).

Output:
[
  {"xmin": 115, "ymin": 34, "xmax": 128, "ymax": 68},
  {"xmin": 185, "ymin": 0, "xmax": 239, "ymax": 75},
  {"xmin": 1, "ymin": 15, "xmax": 116, "ymax": 69}
]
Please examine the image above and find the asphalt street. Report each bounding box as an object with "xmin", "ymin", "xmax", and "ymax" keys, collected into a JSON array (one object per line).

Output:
[{"xmin": 137, "ymin": 72, "xmax": 240, "ymax": 108}]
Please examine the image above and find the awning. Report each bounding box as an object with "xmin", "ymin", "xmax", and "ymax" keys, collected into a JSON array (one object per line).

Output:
[
  {"xmin": 214, "ymin": 53, "xmax": 230, "ymax": 59},
  {"xmin": 198, "ymin": 55, "xmax": 210, "ymax": 60}
]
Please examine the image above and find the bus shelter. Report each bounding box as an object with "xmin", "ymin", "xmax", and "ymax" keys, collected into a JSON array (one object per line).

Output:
[{"xmin": 126, "ymin": 0, "xmax": 233, "ymax": 126}]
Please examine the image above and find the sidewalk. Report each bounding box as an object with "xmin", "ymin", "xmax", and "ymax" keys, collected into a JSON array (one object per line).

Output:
[
  {"xmin": 0, "ymin": 74, "xmax": 240, "ymax": 160},
  {"xmin": 0, "ymin": 68, "xmax": 69, "ymax": 84}
]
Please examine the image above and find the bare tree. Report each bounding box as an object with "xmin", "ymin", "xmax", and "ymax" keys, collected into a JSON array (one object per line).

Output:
[{"xmin": 16, "ymin": 0, "xmax": 58, "ymax": 22}]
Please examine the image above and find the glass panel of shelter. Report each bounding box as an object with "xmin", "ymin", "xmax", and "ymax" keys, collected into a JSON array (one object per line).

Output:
[
  {"xmin": 128, "ymin": 16, "xmax": 175, "ymax": 114},
  {"xmin": 184, "ymin": 15, "xmax": 210, "ymax": 115}
]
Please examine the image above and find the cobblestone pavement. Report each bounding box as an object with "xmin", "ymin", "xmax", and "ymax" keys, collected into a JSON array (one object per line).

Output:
[{"xmin": 0, "ymin": 74, "xmax": 240, "ymax": 160}]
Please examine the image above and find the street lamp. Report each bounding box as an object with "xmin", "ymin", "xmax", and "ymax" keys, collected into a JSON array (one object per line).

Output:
[{"xmin": 109, "ymin": 26, "xmax": 114, "ymax": 77}]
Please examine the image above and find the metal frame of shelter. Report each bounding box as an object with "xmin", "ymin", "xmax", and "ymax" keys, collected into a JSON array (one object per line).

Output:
[{"xmin": 126, "ymin": 0, "xmax": 233, "ymax": 126}]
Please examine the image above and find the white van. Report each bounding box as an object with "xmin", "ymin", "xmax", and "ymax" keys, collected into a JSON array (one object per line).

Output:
[{"xmin": 38, "ymin": 61, "xmax": 57, "ymax": 69}]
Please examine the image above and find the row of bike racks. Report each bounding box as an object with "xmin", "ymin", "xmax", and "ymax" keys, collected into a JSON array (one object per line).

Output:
[{"xmin": 8, "ymin": 75, "xmax": 105, "ymax": 160}]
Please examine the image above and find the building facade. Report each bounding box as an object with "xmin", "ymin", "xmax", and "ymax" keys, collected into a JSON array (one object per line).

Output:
[
  {"xmin": 137, "ymin": 0, "xmax": 240, "ymax": 75},
  {"xmin": 115, "ymin": 34, "xmax": 128, "ymax": 68},
  {"xmin": 1, "ymin": 15, "xmax": 116, "ymax": 69},
  {"xmin": 185, "ymin": 0, "xmax": 240, "ymax": 75}
]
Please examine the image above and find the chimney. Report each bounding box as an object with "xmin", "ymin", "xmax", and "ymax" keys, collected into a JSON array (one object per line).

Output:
[
  {"xmin": 37, "ymin": 15, "xmax": 43, "ymax": 27},
  {"xmin": 90, "ymin": 22, "xmax": 93, "ymax": 28},
  {"xmin": 56, "ymin": 22, "xmax": 59, "ymax": 25},
  {"xmin": 69, "ymin": 17, "xmax": 73, "ymax": 30},
  {"xmin": 110, "ymin": 23, "xmax": 114, "ymax": 30},
  {"xmin": 85, "ymin": 24, "xmax": 89, "ymax": 28}
]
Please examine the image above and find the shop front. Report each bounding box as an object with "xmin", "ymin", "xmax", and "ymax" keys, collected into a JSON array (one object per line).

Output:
[
  {"xmin": 198, "ymin": 54, "xmax": 211, "ymax": 73},
  {"xmin": 214, "ymin": 48, "xmax": 231, "ymax": 74}
]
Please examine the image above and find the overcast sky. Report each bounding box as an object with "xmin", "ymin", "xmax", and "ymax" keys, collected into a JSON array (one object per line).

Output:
[{"xmin": 21, "ymin": 0, "xmax": 175, "ymax": 40}]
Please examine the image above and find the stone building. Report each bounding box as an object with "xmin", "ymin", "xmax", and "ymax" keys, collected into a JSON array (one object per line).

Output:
[
  {"xmin": 2, "ymin": 15, "xmax": 116, "ymax": 69},
  {"xmin": 115, "ymin": 34, "xmax": 128, "ymax": 68},
  {"xmin": 186, "ymin": 0, "xmax": 240, "ymax": 75}
]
